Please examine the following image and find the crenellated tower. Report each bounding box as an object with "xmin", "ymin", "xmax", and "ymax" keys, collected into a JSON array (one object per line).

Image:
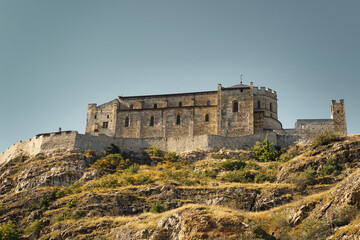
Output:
[{"xmin": 331, "ymin": 99, "xmax": 347, "ymax": 136}]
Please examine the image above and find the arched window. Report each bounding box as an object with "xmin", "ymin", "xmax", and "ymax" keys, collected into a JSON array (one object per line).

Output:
[
  {"xmin": 207, "ymin": 100, "xmax": 211, "ymax": 106},
  {"xmin": 270, "ymin": 103, "xmax": 273, "ymax": 112},
  {"xmin": 179, "ymin": 102, "xmax": 183, "ymax": 107},
  {"xmin": 233, "ymin": 101, "xmax": 238, "ymax": 112},
  {"xmin": 150, "ymin": 116, "xmax": 154, "ymax": 126},
  {"xmin": 125, "ymin": 117, "xmax": 129, "ymax": 127},
  {"xmin": 154, "ymin": 103, "xmax": 157, "ymax": 109},
  {"xmin": 205, "ymin": 114, "xmax": 210, "ymax": 122},
  {"xmin": 176, "ymin": 115, "xmax": 181, "ymax": 125},
  {"xmin": 257, "ymin": 101, "xmax": 261, "ymax": 109}
]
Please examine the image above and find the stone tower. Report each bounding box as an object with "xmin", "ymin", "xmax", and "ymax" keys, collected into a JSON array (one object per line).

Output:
[{"xmin": 331, "ymin": 99, "xmax": 347, "ymax": 136}]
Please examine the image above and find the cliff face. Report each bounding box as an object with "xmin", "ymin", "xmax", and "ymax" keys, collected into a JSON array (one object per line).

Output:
[{"xmin": 0, "ymin": 135, "xmax": 360, "ymax": 239}]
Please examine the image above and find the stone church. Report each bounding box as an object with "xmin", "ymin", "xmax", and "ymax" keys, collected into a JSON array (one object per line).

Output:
[{"xmin": 85, "ymin": 82, "xmax": 346, "ymax": 140}]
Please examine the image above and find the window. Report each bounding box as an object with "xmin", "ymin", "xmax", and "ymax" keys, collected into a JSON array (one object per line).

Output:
[
  {"xmin": 176, "ymin": 115, "xmax": 181, "ymax": 125},
  {"xmin": 233, "ymin": 101, "xmax": 238, "ymax": 112},
  {"xmin": 125, "ymin": 117, "xmax": 129, "ymax": 127},
  {"xmin": 205, "ymin": 114, "xmax": 210, "ymax": 122},
  {"xmin": 270, "ymin": 103, "xmax": 273, "ymax": 112},
  {"xmin": 130, "ymin": 104, "xmax": 134, "ymax": 110},
  {"xmin": 150, "ymin": 116, "xmax": 154, "ymax": 126},
  {"xmin": 94, "ymin": 114, "xmax": 97, "ymax": 119},
  {"xmin": 301, "ymin": 124, "xmax": 305, "ymax": 129},
  {"xmin": 257, "ymin": 101, "xmax": 261, "ymax": 109},
  {"xmin": 179, "ymin": 102, "xmax": 183, "ymax": 107},
  {"xmin": 107, "ymin": 115, "xmax": 110, "ymax": 119},
  {"xmin": 94, "ymin": 129, "xmax": 99, "ymax": 132},
  {"xmin": 102, "ymin": 122, "xmax": 108, "ymax": 128},
  {"xmin": 154, "ymin": 103, "xmax": 157, "ymax": 109},
  {"xmin": 207, "ymin": 100, "xmax": 210, "ymax": 106}
]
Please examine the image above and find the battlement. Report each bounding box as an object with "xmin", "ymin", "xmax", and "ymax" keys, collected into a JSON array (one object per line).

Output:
[
  {"xmin": 253, "ymin": 86, "xmax": 277, "ymax": 98},
  {"xmin": 332, "ymin": 99, "xmax": 345, "ymax": 104}
]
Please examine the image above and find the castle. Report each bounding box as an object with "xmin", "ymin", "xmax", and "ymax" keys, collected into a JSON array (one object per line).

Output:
[
  {"xmin": 85, "ymin": 82, "xmax": 346, "ymax": 140},
  {"xmin": 0, "ymin": 82, "xmax": 347, "ymax": 163}
]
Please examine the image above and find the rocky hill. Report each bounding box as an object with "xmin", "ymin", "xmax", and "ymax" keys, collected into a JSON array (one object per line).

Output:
[{"xmin": 0, "ymin": 133, "xmax": 360, "ymax": 239}]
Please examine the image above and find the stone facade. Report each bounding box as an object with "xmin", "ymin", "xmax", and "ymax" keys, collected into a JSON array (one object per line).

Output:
[{"xmin": 86, "ymin": 83, "xmax": 282, "ymax": 139}]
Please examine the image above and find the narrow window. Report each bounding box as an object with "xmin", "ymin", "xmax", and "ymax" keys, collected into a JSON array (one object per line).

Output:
[
  {"xmin": 207, "ymin": 100, "xmax": 210, "ymax": 106},
  {"xmin": 130, "ymin": 104, "xmax": 134, "ymax": 110},
  {"xmin": 205, "ymin": 114, "xmax": 210, "ymax": 122},
  {"xmin": 150, "ymin": 116, "xmax": 154, "ymax": 126},
  {"xmin": 270, "ymin": 103, "xmax": 273, "ymax": 112},
  {"xmin": 301, "ymin": 124, "xmax": 305, "ymax": 129},
  {"xmin": 176, "ymin": 115, "xmax": 181, "ymax": 125},
  {"xmin": 107, "ymin": 115, "xmax": 110, "ymax": 119},
  {"xmin": 94, "ymin": 114, "xmax": 97, "ymax": 119},
  {"xmin": 257, "ymin": 101, "xmax": 260, "ymax": 109},
  {"xmin": 154, "ymin": 103, "xmax": 157, "ymax": 109},
  {"xmin": 102, "ymin": 122, "xmax": 108, "ymax": 128},
  {"xmin": 233, "ymin": 101, "xmax": 238, "ymax": 113},
  {"xmin": 179, "ymin": 102, "xmax": 183, "ymax": 107},
  {"xmin": 125, "ymin": 117, "xmax": 129, "ymax": 127}
]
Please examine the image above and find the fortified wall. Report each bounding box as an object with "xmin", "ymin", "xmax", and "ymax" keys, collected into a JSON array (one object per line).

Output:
[{"xmin": 0, "ymin": 130, "xmax": 298, "ymax": 165}]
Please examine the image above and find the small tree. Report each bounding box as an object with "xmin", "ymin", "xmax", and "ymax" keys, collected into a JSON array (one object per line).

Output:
[{"xmin": 252, "ymin": 135, "xmax": 278, "ymax": 162}]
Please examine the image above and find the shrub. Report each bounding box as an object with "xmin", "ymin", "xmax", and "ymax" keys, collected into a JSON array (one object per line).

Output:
[
  {"xmin": 221, "ymin": 159, "xmax": 246, "ymax": 171},
  {"xmin": 202, "ymin": 169, "xmax": 217, "ymax": 179},
  {"xmin": 65, "ymin": 198, "xmax": 77, "ymax": 208},
  {"xmin": 279, "ymin": 153, "xmax": 291, "ymax": 162},
  {"xmin": 38, "ymin": 192, "xmax": 56, "ymax": 208},
  {"xmin": 105, "ymin": 144, "xmax": 121, "ymax": 155},
  {"xmin": 164, "ymin": 152, "xmax": 179, "ymax": 162},
  {"xmin": 321, "ymin": 155, "xmax": 343, "ymax": 176},
  {"xmin": 222, "ymin": 170, "xmax": 255, "ymax": 183},
  {"xmin": 149, "ymin": 201, "xmax": 168, "ymax": 213},
  {"xmin": 98, "ymin": 174, "xmax": 118, "ymax": 188},
  {"xmin": 0, "ymin": 221, "xmax": 19, "ymax": 240},
  {"xmin": 126, "ymin": 163, "xmax": 140, "ymax": 174},
  {"xmin": 298, "ymin": 217, "xmax": 331, "ymax": 240},
  {"xmin": 24, "ymin": 219, "xmax": 43, "ymax": 233},
  {"xmin": 125, "ymin": 175, "xmax": 153, "ymax": 185},
  {"xmin": 311, "ymin": 131, "xmax": 340, "ymax": 149},
  {"xmin": 291, "ymin": 167, "xmax": 315, "ymax": 191},
  {"xmin": 147, "ymin": 146, "xmax": 163, "ymax": 157},
  {"xmin": 332, "ymin": 205, "xmax": 358, "ymax": 226},
  {"xmin": 254, "ymin": 170, "xmax": 276, "ymax": 183},
  {"xmin": 244, "ymin": 161, "xmax": 261, "ymax": 170},
  {"xmin": 252, "ymin": 135, "xmax": 279, "ymax": 162},
  {"xmin": 91, "ymin": 154, "xmax": 133, "ymax": 171},
  {"xmin": 84, "ymin": 149, "xmax": 96, "ymax": 158},
  {"xmin": 55, "ymin": 211, "xmax": 86, "ymax": 221}
]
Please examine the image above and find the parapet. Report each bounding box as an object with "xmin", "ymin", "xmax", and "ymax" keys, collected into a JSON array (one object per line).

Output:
[{"xmin": 253, "ymin": 86, "xmax": 277, "ymax": 98}]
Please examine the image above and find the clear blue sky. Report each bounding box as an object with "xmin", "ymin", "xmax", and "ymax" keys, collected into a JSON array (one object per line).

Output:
[{"xmin": 1, "ymin": 0, "xmax": 359, "ymax": 152}]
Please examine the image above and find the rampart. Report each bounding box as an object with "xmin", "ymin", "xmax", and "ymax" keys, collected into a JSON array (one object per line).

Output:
[{"xmin": 0, "ymin": 131, "xmax": 295, "ymax": 165}]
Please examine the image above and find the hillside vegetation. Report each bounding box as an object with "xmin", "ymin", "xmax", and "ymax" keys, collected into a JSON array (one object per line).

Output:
[{"xmin": 0, "ymin": 132, "xmax": 360, "ymax": 239}]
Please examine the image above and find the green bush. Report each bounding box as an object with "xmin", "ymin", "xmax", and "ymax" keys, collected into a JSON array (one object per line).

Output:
[
  {"xmin": 202, "ymin": 169, "xmax": 217, "ymax": 179},
  {"xmin": 221, "ymin": 159, "xmax": 246, "ymax": 171},
  {"xmin": 105, "ymin": 144, "xmax": 121, "ymax": 155},
  {"xmin": 65, "ymin": 198, "xmax": 77, "ymax": 208},
  {"xmin": 98, "ymin": 174, "xmax": 118, "ymax": 188},
  {"xmin": 244, "ymin": 161, "xmax": 261, "ymax": 170},
  {"xmin": 291, "ymin": 167, "xmax": 315, "ymax": 191},
  {"xmin": 92, "ymin": 154, "xmax": 133, "ymax": 171},
  {"xmin": 254, "ymin": 171, "xmax": 276, "ymax": 183},
  {"xmin": 148, "ymin": 146, "xmax": 163, "ymax": 157},
  {"xmin": 24, "ymin": 219, "xmax": 43, "ymax": 233},
  {"xmin": 311, "ymin": 131, "xmax": 340, "ymax": 149},
  {"xmin": 333, "ymin": 205, "xmax": 358, "ymax": 226},
  {"xmin": 126, "ymin": 163, "xmax": 140, "ymax": 174},
  {"xmin": 321, "ymin": 155, "xmax": 343, "ymax": 176},
  {"xmin": 252, "ymin": 135, "xmax": 279, "ymax": 162},
  {"xmin": 125, "ymin": 175, "xmax": 153, "ymax": 185},
  {"xmin": 222, "ymin": 170, "xmax": 255, "ymax": 183},
  {"xmin": 148, "ymin": 201, "xmax": 168, "ymax": 213},
  {"xmin": 298, "ymin": 217, "xmax": 331, "ymax": 240},
  {"xmin": 164, "ymin": 152, "xmax": 179, "ymax": 162},
  {"xmin": 0, "ymin": 221, "xmax": 19, "ymax": 240},
  {"xmin": 38, "ymin": 192, "xmax": 56, "ymax": 208},
  {"xmin": 55, "ymin": 211, "xmax": 86, "ymax": 222}
]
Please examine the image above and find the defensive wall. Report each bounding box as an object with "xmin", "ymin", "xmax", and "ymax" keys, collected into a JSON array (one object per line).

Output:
[{"xmin": 0, "ymin": 130, "xmax": 298, "ymax": 165}]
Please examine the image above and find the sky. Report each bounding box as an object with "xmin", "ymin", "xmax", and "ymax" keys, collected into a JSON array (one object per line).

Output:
[{"xmin": 0, "ymin": 0, "xmax": 359, "ymax": 152}]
